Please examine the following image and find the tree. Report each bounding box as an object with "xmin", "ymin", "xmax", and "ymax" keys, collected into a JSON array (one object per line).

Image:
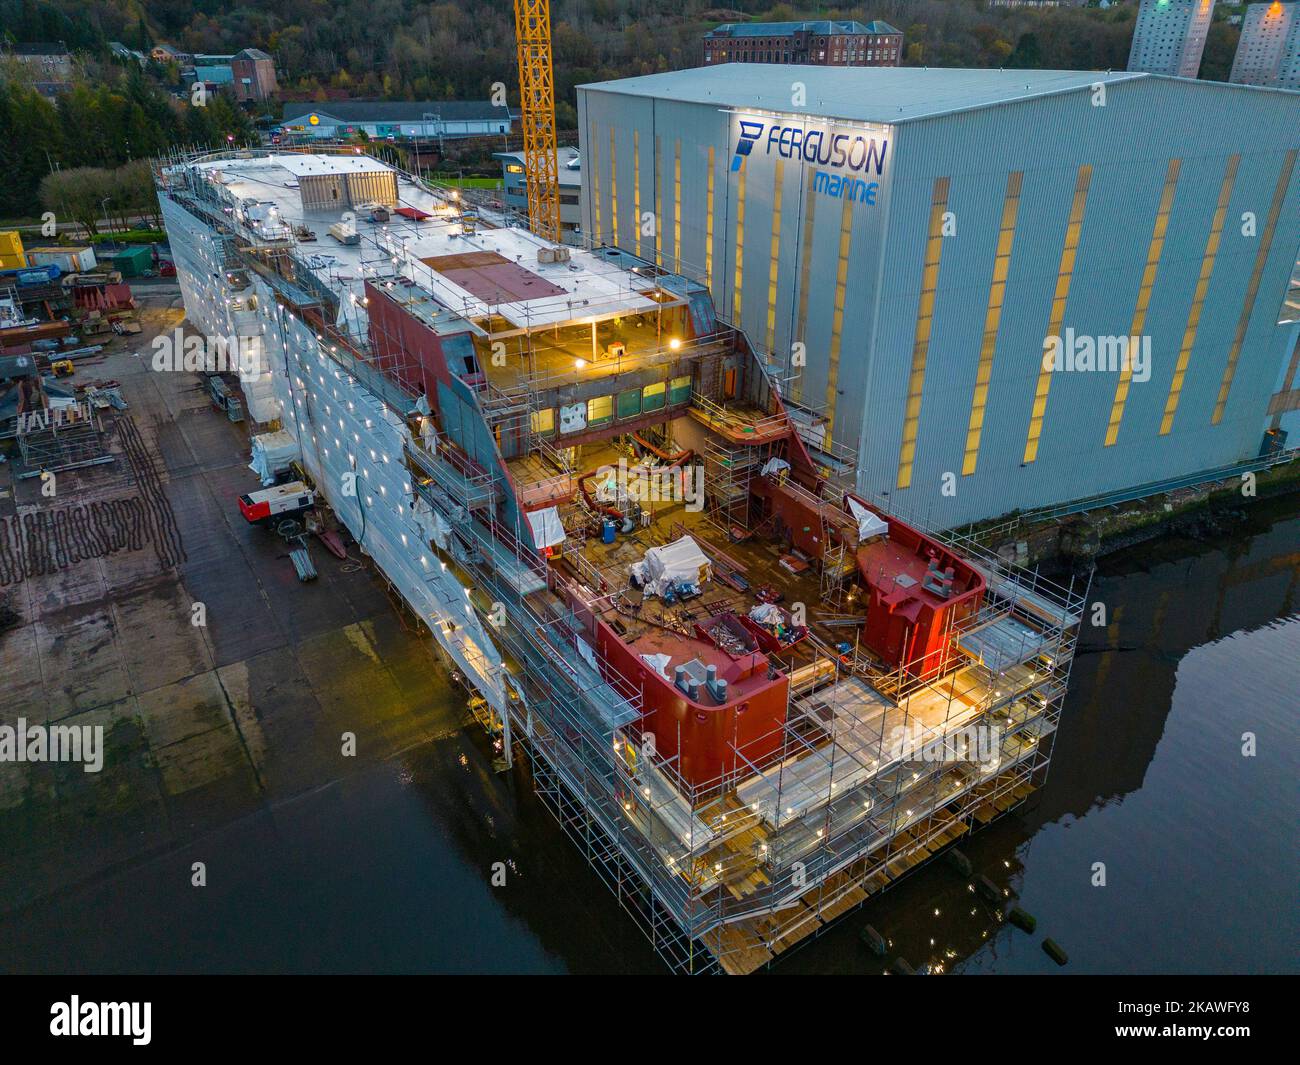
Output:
[
  {"xmin": 40, "ymin": 168, "xmax": 110, "ymax": 237},
  {"xmin": 133, "ymin": 15, "xmax": 152, "ymax": 53},
  {"xmin": 0, "ymin": 74, "xmax": 65, "ymax": 220},
  {"xmin": 1199, "ymin": 22, "xmax": 1240, "ymax": 82},
  {"xmin": 1007, "ymin": 32, "xmax": 1043, "ymax": 70}
]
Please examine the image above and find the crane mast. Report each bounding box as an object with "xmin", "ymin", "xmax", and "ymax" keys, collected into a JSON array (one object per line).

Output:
[{"xmin": 513, "ymin": 0, "xmax": 562, "ymax": 245}]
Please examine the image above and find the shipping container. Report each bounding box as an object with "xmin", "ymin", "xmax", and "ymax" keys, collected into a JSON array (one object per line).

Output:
[
  {"xmin": 111, "ymin": 245, "xmax": 153, "ymax": 278},
  {"xmin": 15, "ymin": 264, "xmax": 60, "ymax": 285},
  {"xmin": 0, "ymin": 230, "xmax": 26, "ymax": 270},
  {"xmin": 27, "ymin": 246, "xmax": 98, "ymax": 273}
]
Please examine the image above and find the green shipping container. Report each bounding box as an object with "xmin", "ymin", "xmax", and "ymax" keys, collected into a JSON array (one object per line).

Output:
[{"xmin": 112, "ymin": 245, "xmax": 153, "ymax": 278}]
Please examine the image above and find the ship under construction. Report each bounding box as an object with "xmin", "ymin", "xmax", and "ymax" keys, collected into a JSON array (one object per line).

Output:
[{"xmin": 156, "ymin": 148, "xmax": 1085, "ymax": 974}]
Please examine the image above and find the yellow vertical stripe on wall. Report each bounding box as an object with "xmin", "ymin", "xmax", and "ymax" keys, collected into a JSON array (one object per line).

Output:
[
  {"xmin": 589, "ymin": 120, "xmax": 602, "ymax": 244},
  {"xmin": 963, "ymin": 171, "xmax": 1023, "ymax": 477},
  {"xmin": 673, "ymin": 139, "xmax": 682, "ymax": 273},
  {"xmin": 1023, "ymin": 165, "xmax": 1093, "ymax": 465},
  {"xmin": 825, "ymin": 195, "xmax": 857, "ymax": 436},
  {"xmin": 654, "ymin": 136, "xmax": 663, "ymax": 267},
  {"xmin": 608, "ymin": 127, "xmax": 619, "ymax": 247},
  {"xmin": 1104, "ymin": 158, "xmax": 1181, "ymax": 447},
  {"xmin": 1211, "ymin": 148, "xmax": 1297, "ymax": 425},
  {"xmin": 733, "ymin": 165, "xmax": 745, "ymax": 324},
  {"xmin": 896, "ymin": 177, "xmax": 950, "ymax": 489},
  {"xmin": 792, "ymin": 185, "xmax": 818, "ymax": 405},
  {"xmin": 1161, "ymin": 155, "xmax": 1238, "ymax": 436},
  {"xmin": 633, "ymin": 131, "xmax": 641, "ymax": 258},
  {"xmin": 765, "ymin": 160, "xmax": 784, "ymax": 357},
  {"xmin": 704, "ymin": 146, "xmax": 714, "ymax": 293}
]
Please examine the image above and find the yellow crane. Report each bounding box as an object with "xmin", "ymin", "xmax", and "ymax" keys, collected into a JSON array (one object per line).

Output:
[{"xmin": 513, "ymin": 0, "xmax": 562, "ymax": 245}]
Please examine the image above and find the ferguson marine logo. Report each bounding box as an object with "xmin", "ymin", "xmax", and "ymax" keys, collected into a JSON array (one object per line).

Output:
[
  {"xmin": 812, "ymin": 170, "xmax": 879, "ymax": 204},
  {"xmin": 731, "ymin": 117, "xmax": 887, "ymax": 204},
  {"xmin": 731, "ymin": 120, "xmax": 764, "ymax": 171}
]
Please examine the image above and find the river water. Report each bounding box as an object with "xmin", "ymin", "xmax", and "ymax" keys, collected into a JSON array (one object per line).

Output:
[{"xmin": 3, "ymin": 499, "xmax": 1296, "ymax": 974}]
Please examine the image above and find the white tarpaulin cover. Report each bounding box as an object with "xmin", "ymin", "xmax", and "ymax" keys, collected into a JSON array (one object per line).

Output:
[
  {"xmin": 249, "ymin": 430, "xmax": 299, "ymax": 485},
  {"xmin": 526, "ymin": 506, "xmax": 566, "ymax": 549},
  {"xmin": 760, "ymin": 457, "xmax": 790, "ymax": 478},
  {"xmin": 846, "ymin": 497, "xmax": 889, "ymax": 543},
  {"xmin": 411, "ymin": 496, "xmax": 447, "ymax": 549},
  {"xmin": 640, "ymin": 653, "xmax": 672, "ymax": 679},
  {"xmin": 241, "ymin": 372, "xmax": 280, "ymax": 424},
  {"xmin": 631, "ymin": 534, "xmax": 712, "ymax": 597},
  {"xmin": 576, "ymin": 635, "xmax": 599, "ymax": 672}
]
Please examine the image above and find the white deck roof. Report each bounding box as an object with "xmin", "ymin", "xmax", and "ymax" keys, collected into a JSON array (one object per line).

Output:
[
  {"xmin": 381, "ymin": 226, "xmax": 664, "ymax": 329},
  {"xmin": 187, "ymin": 153, "xmax": 670, "ymax": 332},
  {"xmin": 275, "ymin": 153, "xmax": 393, "ymax": 176}
]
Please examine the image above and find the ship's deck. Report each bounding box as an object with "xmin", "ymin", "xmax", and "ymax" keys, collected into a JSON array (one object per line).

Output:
[
  {"xmin": 553, "ymin": 482, "xmax": 1061, "ymax": 965},
  {"xmin": 560, "ymin": 497, "xmax": 856, "ymax": 665},
  {"xmin": 177, "ymin": 152, "xmax": 682, "ymax": 338},
  {"xmin": 479, "ymin": 304, "xmax": 694, "ymax": 392}
]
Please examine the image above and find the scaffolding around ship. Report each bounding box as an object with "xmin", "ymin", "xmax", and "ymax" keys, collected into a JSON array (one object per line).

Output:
[{"xmin": 155, "ymin": 147, "xmax": 1088, "ymax": 975}]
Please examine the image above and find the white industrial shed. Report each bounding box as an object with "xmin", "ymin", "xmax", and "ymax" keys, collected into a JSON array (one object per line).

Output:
[{"xmin": 578, "ymin": 65, "xmax": 1300, "ymax": 524}]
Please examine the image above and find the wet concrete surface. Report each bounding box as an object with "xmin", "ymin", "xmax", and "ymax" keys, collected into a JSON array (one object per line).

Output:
[{"xmin": 0, "ymin": 298, "xmax": 470, "ymax": 916}]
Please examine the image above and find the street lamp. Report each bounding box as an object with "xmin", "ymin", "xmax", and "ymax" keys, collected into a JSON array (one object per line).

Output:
[
  {"xmin": 101, "ymin": 198, "xmax": 111, "ymax": 237},
  {"xmin": 422, "ymin": 112, "xmax": 444, "ymax": 154}
]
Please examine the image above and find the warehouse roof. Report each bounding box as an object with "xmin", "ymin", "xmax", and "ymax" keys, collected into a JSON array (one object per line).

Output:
[
  {"xmin": 9, "ymin": 42, "xmax": 70, "ymax": 56},
  {"xmin": 283, "ymin": 100, "xmax": 510, "ymax": 124},
  {"xmin": 706, "ymin": 20, "xmax": 900, "ymax": 38},
  {"xmin": 580, "ymin": 64, "xmax": 1152, "ymax": 123}
]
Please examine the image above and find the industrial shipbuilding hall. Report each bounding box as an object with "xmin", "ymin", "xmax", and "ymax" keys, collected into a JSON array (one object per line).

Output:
[{"xmin": 577, "ymin": 66, "xmax": 1300, "ymax": 525}]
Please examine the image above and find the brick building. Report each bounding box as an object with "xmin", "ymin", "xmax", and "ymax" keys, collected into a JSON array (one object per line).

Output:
[{"xmin": 703, "ymin": 20, "xmax": 903, "ymax": 68}]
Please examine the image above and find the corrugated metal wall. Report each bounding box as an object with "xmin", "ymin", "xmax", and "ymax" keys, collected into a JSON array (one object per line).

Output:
[
  {"xmin": 300, "ymin": 171, "xmax": 398, "ymax": 210},
  {"xmin": 578, "ymin": 77, "xmax": 1300, "ymax": 524}
]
